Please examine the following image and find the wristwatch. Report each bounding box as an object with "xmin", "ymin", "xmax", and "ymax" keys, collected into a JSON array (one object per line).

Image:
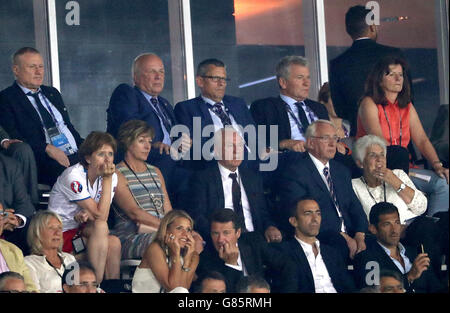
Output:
[{"xmin": 396, "ymin": 183, "xmax": 406, "ymax": 193}]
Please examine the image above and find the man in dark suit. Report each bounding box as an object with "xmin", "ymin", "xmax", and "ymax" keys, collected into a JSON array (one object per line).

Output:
[
  {"xmin": 328, "ymin": 5, "xmax": 406, "ymax": 136},
  {"xmin": 353, "ymin": 202, "xmax": 445, "ymax": 293},
  {"xmin": 277, "ymin": 197, "xmax": 356, "ymax": 293},
  {"xmin": 0, "ymin": 126, "xmax": 38, "ymax": 205},
  {"xmin": 251, "ymin": 55, "xmax": 331, "ymax": 153},
  {"xmin": 174, "ymin": 58, "xmax": 257, "ymax": 169},
  {"xmin": 0, "ymin": 47, "xmax": 83, "ymax": 187},
  {"xmin": 188, "ymin": 128, "xmax": 281, "ymax": 242},
  {"xmin": 196, "ymin": 209, "xmax": 297, "ymax": 293},
  {"xmin": 275, "ymin": 120, "xmax": 368, "ymax": 261},
  {"xmin": 107, "ymin": 53, "xmax": 191, "ymax": 206},
  {"xmin": 0, "ymin": 153, "xmax": 36, "ymax": 254}
]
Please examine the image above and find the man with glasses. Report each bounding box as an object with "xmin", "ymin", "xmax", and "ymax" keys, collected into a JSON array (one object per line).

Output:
[
  {"xmin": 275, "ymin": 120, "xmax": 368, "ymax": 263},
  {"xmin": 174, "ymin": 58, "xmax": 256, "ymax": 170}
]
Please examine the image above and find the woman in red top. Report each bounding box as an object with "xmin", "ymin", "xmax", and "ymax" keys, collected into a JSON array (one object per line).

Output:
[{"xmin": 357, "ymin": 56, "xmax": 448, "ymax": 183}]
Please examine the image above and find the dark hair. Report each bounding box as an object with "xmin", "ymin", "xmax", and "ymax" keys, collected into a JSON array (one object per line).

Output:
[
  {"xmin": 209, "ymin": 208, "xmax": 241, "ymax": 230},
  {"xmin": 380, "ymin": 269, "xmax": 403, "ymax": 285},
  {"xmin": 196, "ymin": 58, "xmax": 225, "ymax": 77},
  {"xmin": 12, "ymin": 47, "xmax": 40, "ymax": 65},
  {"xmin": 117, "ymin": 119, "xmax": 155, "ymax": 152},
  {"xmin": 61, "ymin": 261, "xmax": 96, "ymax": 289},
  {"xmin": 318, "ymin": 82, "xmax": 330, "ymax": 104},
  {"xmin": 78, "ymin": 131, "xmax": 117, "ymax": 167},
  {"xmin": 236, "ymin": 275, "xmax": 270, "ymax": 293},
  {"xmin": 0, "ymin": 272, "xmax": 24, "ymax": 291},
  {"xmin": 195, "ymin": 271, "xmax": 227, "ymax": 293},
  {"xmin": 369, "ymin": 202, "xmax": 399, "ymax": 227},
  {"xmin": 289, "ymin": 195, "xmax": 318, "ymax": 218},
  {"xmin": 345, "ymin": 5, "xmax": 372, "ymax": 39},
  {"xmin": 363, "ymin": 56, "xmax": 411, "ymax": 108}
]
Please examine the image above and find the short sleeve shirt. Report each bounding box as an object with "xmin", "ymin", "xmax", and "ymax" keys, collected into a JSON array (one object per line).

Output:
[{"xmin": 48, "ymin": 163, "xmax": 118, "ymax": 231}]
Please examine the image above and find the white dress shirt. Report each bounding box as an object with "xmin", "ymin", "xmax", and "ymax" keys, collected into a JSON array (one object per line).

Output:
[
  {"xmin": 218, "ymin": 163, "xmax": 254, "ymax": 232},
  {"xmin": 308, "ymin": 152, "xmax": 331, "ymax": 190},
  {"xmin": 295, "ymin": 236, "xmax": 337, "ymax": 293},
  {"xmin": 18, "ymin": 83, "xmax": 78, "ymax": 153}
]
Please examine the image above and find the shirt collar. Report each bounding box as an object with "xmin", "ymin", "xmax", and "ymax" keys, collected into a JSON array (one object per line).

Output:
[
  {"xmin": 17, "ymin": 81, "xmax": 41, "ymax": 95},
  {"xmin": 202, "ymin": 95, "xmax": 223, "ymax": 106},
  {"xmin": 355, "ymin": 37, "xmax": 371, "ymax": 41},
  {"xmin": 137, "ymin": 87, "xmax": 158, "ymax": 103},
  {"xmin": 308, "ymin": 152, "xmax": 330, "ymax": 172},
  {"xmin": 280, "ymin": 94, "xmax": 306, "ymax": 107},
  {"xmin": 377, "ymin": 241, "xmax": 407, "ymax": 257},
  {"xmin": 218, "ymin": 163, "xmax": 239, "ymax": 181},
  {"xmin": 295, "ymin": 236, "xmax": 320, "ymax": 255}
]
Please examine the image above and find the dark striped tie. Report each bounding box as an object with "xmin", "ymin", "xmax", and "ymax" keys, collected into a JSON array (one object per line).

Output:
[
  {"xmin": 27, "ymin": 91, "xmax": 56, "ymax": 129},
  {"xmin": 211, "ymin": 103, "xmax": 232, "ymax": 126},
  {"xmin": 323, "ymin": 166, "xmax": 346, "ymax": 232},
  {"xmin": 150, "ymin": 97, "xmax": 172, "ymax": 132}
]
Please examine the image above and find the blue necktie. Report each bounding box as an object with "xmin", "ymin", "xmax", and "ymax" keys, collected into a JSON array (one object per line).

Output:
[
  {"xmin": 27, "ymin": 91, "xmax": 56, "ymax": 129},
  {"xmin": 211, "ymin": 103, "xmax": 232, "ymax": 126},
  {"xmin": 150, "ymin": 97, "xmax": 172, "ymax": 132}
]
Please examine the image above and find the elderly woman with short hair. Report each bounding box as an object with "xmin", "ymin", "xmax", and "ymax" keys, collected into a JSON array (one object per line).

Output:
[
  {"xmin": 351, "ymin": 135, "xmax": 445, "ymax": 272},
  {"xmin": 24, "ymin": 211, "xmax": 76, "ymax": 293}
]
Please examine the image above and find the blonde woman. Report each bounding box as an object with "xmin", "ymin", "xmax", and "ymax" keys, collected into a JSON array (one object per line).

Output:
[{"xmin": 132, "ymin": 210, "xmax": 203, "ymax": 293}]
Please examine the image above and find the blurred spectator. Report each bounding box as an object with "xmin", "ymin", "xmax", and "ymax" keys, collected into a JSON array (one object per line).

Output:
[
  {"xmin": 0, "ymin": 153, "xmax": 36, "ymax": 254},
  {"xmin": 0, "ymin": 125, "xmax": 38, "ymax": 205},
  {"xmin": 0, "ymin": 210, "xmax": 37, "ymax": 292},
  {"xmin": 62, "ymin": 261, "xmax": 99, "ymax": 293},
  {"xmin": 47, "ymin": 131, "xmax": 121, "ymax": 282},
  {"xmin": 0, "ymin": 272, "xmax": 27, "ymax": 293},
  {"xmin": 429, "ymin": 104, "xmax": 449, "ymax": 168},
  {"xmin": 195, "ymin": 271, "xmax": 227, "ymax": 293},
  {"xmin": 132, "ymin": 210, "xmax": 203, "ymax": 293},
  {"xmin": 111, "ymin": 120, "xmax": 172, "ymax": 259},
  {"xmin": 236, "ymin": 275, "xmax": 271, "ymax": 293},
  {"xmin": 379, "ymin": 269, "xmax": 405, "ymax": 293},
  {"xmin": 24, "ymin": 211, "xmax": 76, "ymax": 293}
]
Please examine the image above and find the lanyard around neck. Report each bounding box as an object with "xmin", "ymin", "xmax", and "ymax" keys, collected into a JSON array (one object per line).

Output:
[{"xmin": 360, "ymin": 176, "xmax": 386, "ymax": 203}]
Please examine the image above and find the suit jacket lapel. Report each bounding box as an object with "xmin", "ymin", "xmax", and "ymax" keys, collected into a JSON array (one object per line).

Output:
[
  {"xmin": 11, "ymin": 82, "xmax": 43, "ymax": 126},
  {"xmin": 212, "ymin": 165, "xmax": 225, "ymax": 208},
  {"xmin": 238, "ymin": 238, "xmax": 255, "ymax": 274},
  {"xmin": 305, "ymin": 154, "xmax": 329, "ymax": 193},
  {"xmin": 289, "ymin": 239, "xmax": 315, "ymax": 288},
  {"xmin": 197, "ymin": 96, "xmax": 214, "ymax": 126},
  {"xmin": 276, "ymin": 96, "xmax": 292, "ymax": 138},
  {"xmin": 134, "ymin": 86, "xmax": 158, "ymax": 117}
]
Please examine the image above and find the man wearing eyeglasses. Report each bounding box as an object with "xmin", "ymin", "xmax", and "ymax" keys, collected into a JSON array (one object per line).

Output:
[
  {"xmin": 275, "ymin": 120, "xmax": 368, "ymax": 263},
  {"xmin": 174, "ymin": 58, "xmax": 256, "ymax": 170}
]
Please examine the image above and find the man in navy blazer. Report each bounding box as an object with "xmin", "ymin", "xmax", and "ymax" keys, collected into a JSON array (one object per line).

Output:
[
  {"xmin": 196, "ymin": 209, "xmax": 297, "ymax": 293},
  {"xmin": 107, "ymin": 53, "xmax": 191, "ymax": 206},
  {"xmin": 276, "ymin": 197, "xmax": 356, "ymax": 293},
  {"xmin": 251, "ymin": 56, "xmax": 331, "ymax": 153},
  {"xmin": 328, "ymin": 5, "xmax": 406, "ymax": 136},
  {"xmin": 174, "ymin": 58, "xmax": 257, "ymax": 170},
  {"xmin": 188, "ymin": 128, "xmax": 281, "ymax": 242},
  {"xmin": 0, "ymin": 47, "xmax": 83, "ymax": 186},
  {"xmin": 275, "ymin": 120, "xmax": 368, "ymax": 261},
  {"xmin": 353, "ymin": 202, "xmax": 445, "ymax": 293}
]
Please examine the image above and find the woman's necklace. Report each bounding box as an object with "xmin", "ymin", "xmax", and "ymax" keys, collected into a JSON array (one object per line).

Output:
[{"xmin": 360, "ymin": 176, "xmax": 386, "ymax": 203}]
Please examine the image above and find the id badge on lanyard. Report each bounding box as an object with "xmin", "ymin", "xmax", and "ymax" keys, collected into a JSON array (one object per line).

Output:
[{"xmin": 48, "ymin": 126, "xmax": 75, "ymax": 156}]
